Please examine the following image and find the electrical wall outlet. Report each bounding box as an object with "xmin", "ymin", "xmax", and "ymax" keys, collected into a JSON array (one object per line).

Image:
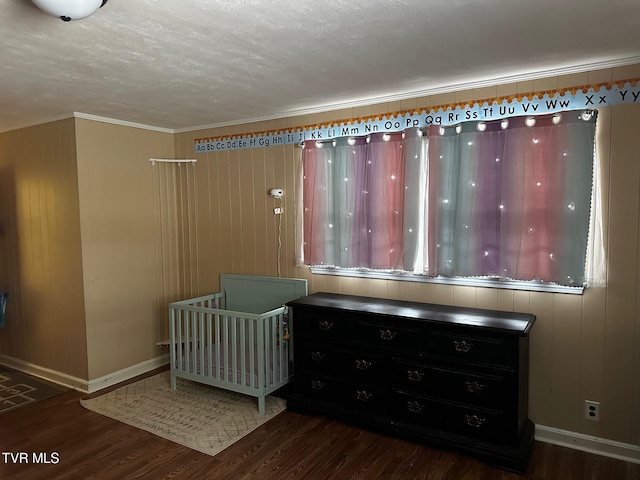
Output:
[
  {"xmin": 274, "ymin": 207, "xmax": 282, "ymax": 214},
  {"xmin": 584, "ymin": 400, "xmax": 600, "ymax": 421}
]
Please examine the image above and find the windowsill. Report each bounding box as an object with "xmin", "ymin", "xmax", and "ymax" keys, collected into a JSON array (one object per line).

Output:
[{"xmin": 309, "ymin": 266, "xmax": 585, "ymax": 295}]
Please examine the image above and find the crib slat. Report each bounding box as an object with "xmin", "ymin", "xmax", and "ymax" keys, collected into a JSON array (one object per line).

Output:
[
  {"xmin": 239, "ymin": 319, "xmax": 246, "ymax": 386},
  {"xmin": 207, "ymin": 311, "xmax": 213, "ymax": 378},
  {"xmin": 191, "ymin": 310, "xmax": 198, "ymax": 373},
  {"xmin": 212, "ymin": 314, "xmax": 224, "ymax": 380},
  {"xmin": 257, "ymin": 316, "xmax": 265, "ymax": 390},
  {"xmin": 199, "ymin": 311, "xmax": 205, "ymax": 376},
  {"xmin": 269, "ymin": 316, "xmax": 276, "ymax": 386},
  {"xmin": 215, "ymin": 314, "xmax": 222, "ymax": 381},
  {"xmin": 231, "ymin": 315, "xmax": 238, "ymax": 384},
  {"xmin": 223, "ymin": 314, "xmax": 229, "ymax": 382},
  {"xmin": 177, "ymin": 309, "xmax": 184, "ymax": 371},
  {"xmin": 187, "ymin": 310, "xmax": 192, "ymax": 373},
  {"xmin": 248, "ymin": 321, "xmax": 256, "ymax": 388}
]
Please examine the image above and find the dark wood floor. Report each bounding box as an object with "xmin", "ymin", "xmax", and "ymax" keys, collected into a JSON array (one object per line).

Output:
[{"xmin": 1, "ymin": 387, "xmax": 638, "ymax": 480}]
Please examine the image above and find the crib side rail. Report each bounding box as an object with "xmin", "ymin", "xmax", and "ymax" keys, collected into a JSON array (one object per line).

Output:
[
  {"xmin": 169, "ymin": 300, "xmax": 291, "ymax": 390},
  {"xmin": 170, "ymin": 292, "xmax": 224, "ymax": 308}
]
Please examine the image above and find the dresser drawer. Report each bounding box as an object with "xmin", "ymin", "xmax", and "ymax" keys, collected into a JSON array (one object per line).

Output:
[
  {"xmin": 391, "ymin": 391, "xmax": 508, "ymax": 442},
  {"xmin": 422, "ymin": 331, "xmax": 510, "ymax": 367},
  {"xmin": 391, "ymin": 360, "xmax": 506, "ymax": 409},
  {"xmin": 359, "ymin": 322, "xmax": 421, "ymax": 351},
  {"xmin": 297, "ymin": 374, "xmax": 386, "ymax": 413},
  {"xmin": 296, "ymin": 343, "xmax": 383, "ymax": 380},
  {"xmin": 293, "ymin": 312, "xmax": 356, "ymax": 340}
]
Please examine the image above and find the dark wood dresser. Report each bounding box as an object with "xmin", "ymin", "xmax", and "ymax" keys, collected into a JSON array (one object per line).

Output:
[{"xmin": 286, "ymin": 292, "xmax": 536, "ymax": 473}]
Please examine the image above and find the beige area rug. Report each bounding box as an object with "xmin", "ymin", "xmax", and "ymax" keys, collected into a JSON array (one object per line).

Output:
[{"xmin": 80, "ymin": 371, "xmax": 286, "ymax": 456}]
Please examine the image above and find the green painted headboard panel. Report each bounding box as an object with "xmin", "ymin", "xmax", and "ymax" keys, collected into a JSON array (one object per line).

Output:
[{"xmin": 220, "ymin": 274, "xmax": 308, "ymax": 314}]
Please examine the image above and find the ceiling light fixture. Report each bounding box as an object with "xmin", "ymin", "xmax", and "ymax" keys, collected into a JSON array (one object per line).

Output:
[{"xmin": 31, "ymin": 0, "xmax": 108, "ymax": 22}]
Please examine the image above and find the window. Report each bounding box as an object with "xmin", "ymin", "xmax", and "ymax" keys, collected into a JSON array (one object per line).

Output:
[{"xmin": 299, "ymin": 110, "xmax": 603, "ymax": 290}]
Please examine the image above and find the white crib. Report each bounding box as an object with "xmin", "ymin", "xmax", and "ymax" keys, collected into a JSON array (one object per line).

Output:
[{"xmin": 168, "ymin": 274, "xmax": 307, "ymax": 415}]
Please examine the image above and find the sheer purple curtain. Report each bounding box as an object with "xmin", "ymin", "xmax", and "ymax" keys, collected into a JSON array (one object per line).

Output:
[
  {"xmin": 426, "ymin": 111, "xmax": 597, "ymax": 286},
  {"xmin": 302, "ymin": 136, "xmax": 370, "ymax": 267},
  {"xmin": 302, "ymin": 130, "xmax": 424, "ymax": 270}
]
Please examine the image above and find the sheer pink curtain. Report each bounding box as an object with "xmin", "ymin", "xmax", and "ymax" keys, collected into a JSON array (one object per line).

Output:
[
  {"xmin": 365, "ymin": 133, "xmax": 405, "ymax": 269},
  {"xmin": 302, "ymin": 132, "xmax": 410, "ymax": 270},
  {"xmin": 301, "ymin": 141, "xmax": 333, "ymax": 266}
]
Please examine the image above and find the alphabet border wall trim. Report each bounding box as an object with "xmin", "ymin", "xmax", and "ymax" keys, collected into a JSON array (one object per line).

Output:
[{"xmin": 194, "ymin": 78, "xmax": 640, "ymax": 153}]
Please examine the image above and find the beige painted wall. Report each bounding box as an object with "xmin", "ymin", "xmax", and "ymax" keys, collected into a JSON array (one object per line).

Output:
[
  {"xmin": 0, "ymin": 118, "xmax": 178, "ymax": 382},
  {"xmin": 0, "ymin": 119, "xmax": 88, "ymax": 379},
  {"xmin": 74, "ymin": 119, "xmax": 176, "ymax": 379},
  {"xmin": 174, "ymin": 64, "xmax": 640, "ymax": 445}
]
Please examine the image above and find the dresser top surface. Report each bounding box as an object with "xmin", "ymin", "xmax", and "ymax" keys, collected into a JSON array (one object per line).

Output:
[{"xmin": 287, "ymin": 292, "xmax": 535, "ymax": 335}]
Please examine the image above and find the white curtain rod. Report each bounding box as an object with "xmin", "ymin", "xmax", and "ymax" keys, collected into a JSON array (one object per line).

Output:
[{"xmin": 149, "ymin": 158, "xmax": 197, "ymax": 165}]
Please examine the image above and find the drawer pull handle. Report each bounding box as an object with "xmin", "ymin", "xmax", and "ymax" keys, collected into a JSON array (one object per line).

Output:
[
  {"xmin": 355, "ymin": 359, "xmax": 372, "ymax": 370},
  {"xmin": 465, "ymin": 381, "xmax": 486, "ymax": 393},
  {"xmin": 407, "ymin": 401, "xmax": 424, "ymax": 413},
  {"xmin": 310, "ymin": 380, "xmax": 326, "ymax": 391},
  {"xmin": 311, "ymin": 351, "xmax": 326, "ymax": 361},
  {"xmin": 407, "ymin": 370, "xmax": 425, "ymax": 382},
  {"xmin": 453, "ymin": 340, "xmax": 473, "ymax": 353},
  {"xmin": 465, "ymin": 414, "xmax": 486, "ymax": 428},
  {"xmin": 318, "ymin": 320, "xmax": 334, "ymax": 331},
  {"xmin": 355, "ymin": 390, "xmax": 373, "ymax": 402},
  {"xmin": 379, "ymin": 329, "xmax": 397, "ymax": 341}
]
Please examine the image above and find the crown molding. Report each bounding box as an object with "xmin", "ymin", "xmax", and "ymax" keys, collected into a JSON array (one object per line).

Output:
[{"xmin": 73, "ymin": 112, "xmax": 174, "ymax": 134}]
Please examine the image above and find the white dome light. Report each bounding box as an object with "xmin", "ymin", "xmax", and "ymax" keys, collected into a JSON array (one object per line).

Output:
[{"xmin": 32, "ymin": 0, "xmax": 108, "ymax": 21}]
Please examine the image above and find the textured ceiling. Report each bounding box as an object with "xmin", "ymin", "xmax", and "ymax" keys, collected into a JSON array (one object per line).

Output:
[{"xmin": 1, "ymin": 0, "xmax": 639, "ymax": 133}]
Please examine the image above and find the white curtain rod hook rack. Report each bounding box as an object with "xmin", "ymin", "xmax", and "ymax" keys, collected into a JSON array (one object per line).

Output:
[{"xmin": 149, "ymin": 158, "xmax": 197, "ymax": 166}]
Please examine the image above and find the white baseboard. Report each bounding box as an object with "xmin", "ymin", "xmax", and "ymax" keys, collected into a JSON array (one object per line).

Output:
[
  {"xmin": 0, "ymin": 354, "xmax": 169, "ymax": 393},
  {"xmin": 0, "ymin": 354, "xmax": 88, "ymax": 391},
  {"xmin": 535, "ymin": 424, "xmax": 640, "ymax": 464},
  {"xmin": 86, "ymin": 354, "xmax": 169, "ymax": 393}
]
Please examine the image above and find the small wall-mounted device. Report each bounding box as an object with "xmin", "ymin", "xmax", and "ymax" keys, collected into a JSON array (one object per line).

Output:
[{"xmin": 269, "ymin": 188, "xmax": 284, "ymax": 199}]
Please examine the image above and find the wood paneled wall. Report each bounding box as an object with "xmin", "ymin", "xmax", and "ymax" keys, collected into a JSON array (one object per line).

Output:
[
  {"xmin": 0, "ymin": 119, "xmax": 88, "ymax": 379},
  {"xmin": 174, "ymin": 118, "xmax": 303, "ymax": 293},
  {"xmin": 174, "ymin": 64, "xmax": 640, "ymax": 446}
]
